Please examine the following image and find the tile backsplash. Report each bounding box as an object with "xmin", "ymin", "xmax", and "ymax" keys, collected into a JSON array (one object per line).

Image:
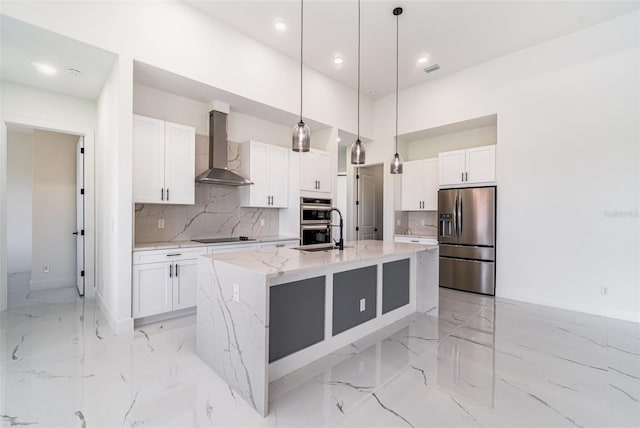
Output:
[
  {"xmin": 135, "ymin": 140, "xmax": 279, "ymax": 243},
  {"xmin": 395, "ymin": 211, "xmax": 438, "ymax": 237}
]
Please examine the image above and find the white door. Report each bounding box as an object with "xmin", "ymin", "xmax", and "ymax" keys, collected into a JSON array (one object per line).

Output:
[
  {"xmin": 439, "ymin": 149, "xmax": 466, "ymax": 186},
  {"xmin": 269, "ymin": 146, "xmax": 289, "ymax": 207},
  {"xmin": 401, "ymin": 161, "xmax": 423, "ymax": 211},
  {"xmin": 132, "ymin": 262, "xmax": 173, "ymax": 318},
  {"xmin": 422, "ymin": 158, "xmax": 439, "ymax": 210},
  {"xmin": 299, "ymin": 151, "xmax": 317, "ymax": 191},
  {"xmin": 133, "ymin": 115, "xmax": 165, "ymax": 203},
  {"xmin": 164, "ymin": 121, "xmax": 195, "ymax": 205},
  {"xmin": 172, "ymin": 259, "xmax": 198, "ymax": 310},
  {"xmin": 249, "ymin": 142, "xmax": 271, "ymax": 207},
  {"xmin": 358, "ymin": 172, "xmax": 377, "ymax": 240},
  {"xmin": 465, "ymin": 145, "xmax": 496, "ymax": 184},
  {"xmin": 75, "ymin": 137, "xmax": 85, "ymax": 296},
  {"xmin": 316, "ymin": 151, "xmax": 332, "ymax": 193}
]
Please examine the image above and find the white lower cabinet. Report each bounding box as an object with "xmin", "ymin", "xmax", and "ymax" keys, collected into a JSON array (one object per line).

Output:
[
  {"xmin": 132, "ymin": 247, "xmax": 205, "ymax": 319},
  {"xmin": 132, "ymin": 262, "xmax": 173, "ymax": 318}
]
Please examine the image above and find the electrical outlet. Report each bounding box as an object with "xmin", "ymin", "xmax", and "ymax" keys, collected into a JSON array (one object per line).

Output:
[
  {"xmin": 260, "ymin": 219, "xmax": 265, "ymax": 227},
  {"xmin": 158, "ymin": 219, "xmax": 165, "ymax": 229},
  {"xmin": 421, "ymin": 219, "xmax": 426, "ymax": 226},
  {"xmin": 43, "ymin": 265, "xmax": 50, "ymax": 273},
  {"xmin": 600, "ymin": 286, "xmax": 609, "ymax": 296},
  {"xmin": 233, "ymin": 283, "xmax": 240, "ymax": 302},
  {"xmin": 396, "ymin": 219, "xmax": 401, "ymax": 226},
  {"xmin": 359, "ymin": 298, "xmax": 366, "ymax": 312}
]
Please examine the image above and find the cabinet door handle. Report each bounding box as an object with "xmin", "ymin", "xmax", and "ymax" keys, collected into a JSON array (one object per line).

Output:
[
  {"xmin": 161, "ymin": 188, "xmax": 164, "ymax": 201},
  {"xmin": 169, "ymin": 264, "xmax": 173, "ymax": 278},
  {"xmin": 465, "ymin": 172, "xmax": 468, "ymax": 182},
  {"xmin": 175, "ymin": 264, "xmax": 179, "ymax": 277},
  {"xmin": 461, "ymin": 172, "xmax": 464, "ymax": 182},
  {"xmin": 167, "ymin": 188, "xmax": 170, "ymax": 201}
]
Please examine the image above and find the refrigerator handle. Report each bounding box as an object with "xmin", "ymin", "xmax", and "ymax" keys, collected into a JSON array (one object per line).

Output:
[
  {"xmin": 458, "ymin": 196, "xmax": 463, "ymax": 236},
  {"xmin": 452, "ymin": 195, "xmax": 458, "ymax": 237}
]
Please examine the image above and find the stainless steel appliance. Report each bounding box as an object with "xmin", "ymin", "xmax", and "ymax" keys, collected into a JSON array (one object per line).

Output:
[
  {"xmin": 300, "ymin": 197, "xmax": 332, "ymax": 245},
  {"xmin": 438, "ymin": 186, "xmax": 496, "ymax": 295}
]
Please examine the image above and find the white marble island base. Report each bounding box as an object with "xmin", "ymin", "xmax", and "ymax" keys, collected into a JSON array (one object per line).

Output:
[{"xmin": 196, "ymin": 240, "xmax": 438, "ymax": 416}]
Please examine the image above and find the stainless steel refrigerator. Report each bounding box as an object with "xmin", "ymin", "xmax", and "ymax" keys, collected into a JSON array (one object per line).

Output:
[{"xmin": 438, "ymin": 186, "xmax": 496, "ymax": 295}]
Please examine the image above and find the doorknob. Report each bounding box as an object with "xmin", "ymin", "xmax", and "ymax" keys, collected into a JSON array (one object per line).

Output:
[{"xmin": 72, "ymin": 231, "xmax": 79, "ymax": 235}]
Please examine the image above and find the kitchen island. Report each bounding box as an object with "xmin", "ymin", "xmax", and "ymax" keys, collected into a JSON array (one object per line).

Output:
[{"xmin": 196, "ymin": 240, "xmax": 439, "ymax": 416}]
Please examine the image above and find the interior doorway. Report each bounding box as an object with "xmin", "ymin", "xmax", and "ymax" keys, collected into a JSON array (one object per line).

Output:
[
  {"xmin": 5, "ymin": 126, "xmax": 86, "ymax": 307},
  {"xmin": 355, "ymin": 164, "xmax": 384, "ymax": 241}
]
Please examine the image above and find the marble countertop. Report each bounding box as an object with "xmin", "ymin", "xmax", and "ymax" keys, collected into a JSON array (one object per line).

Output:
[
  {"xmin": 133, "ymin": 236, "xmax": 299, "ymax": 251},
  {"xmin": 203, "ymin": 240, "xmax": 437, "ymax": 278},
  {"xmin": 395, "ymin": 234, "xmax": 439, "ymax": 240}
]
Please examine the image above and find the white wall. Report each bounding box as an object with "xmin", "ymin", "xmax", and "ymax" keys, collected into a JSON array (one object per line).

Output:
[
  {"xmin": 373, "ymin": 12, "xmax": 640, "ymax": 322},
  {"xmin": 30, "ymin": 130, "xmax": 77, "ymax": 289},
  {"xmin": 95, "ymin": 57, "xmax": 133, "ymax": 333},
  {"xmin": 1, "ymin": 81, "xmax": 96, "ymax": 129},
  {"xmin": 2, "ymin": 1, "xmax": 372, "ymax": 140},
  {"xmin": 7, "ymin": 131, "xmax": 33, "ymax": 273},
  {"xmin": 406, "ymin": 125, "xmax": 497, "ymax": 161}
]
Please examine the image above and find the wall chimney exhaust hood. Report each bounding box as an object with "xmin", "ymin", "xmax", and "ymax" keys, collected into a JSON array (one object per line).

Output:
[{"xmin": 196, "ymin": 110, "xmax": 253, "ymax": 186}]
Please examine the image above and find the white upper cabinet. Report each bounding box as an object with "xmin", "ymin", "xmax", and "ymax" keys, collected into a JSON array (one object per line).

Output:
[
  {"xmin": 240, "ymin": 141, "xmax": 289, "ymax": 208},
  {"xmin": 439, "ymin": 145, "xmax": 495, "ymax": 187},
  {"xmin": 133, "ymin": 115, "xmax": 195, "ymax": 205},
  {"xmin": 401, "ymin": 158, "xmax": 439, "ymax": 211},
  {"xmin": 300, "ymin": 149, "xmax": 331, "ymax": 193}
]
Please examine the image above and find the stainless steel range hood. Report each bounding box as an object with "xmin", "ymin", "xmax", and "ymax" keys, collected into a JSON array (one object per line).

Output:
[{"xmin": 196, "ymin": 110, "xmax": 253, "ymax": 186}]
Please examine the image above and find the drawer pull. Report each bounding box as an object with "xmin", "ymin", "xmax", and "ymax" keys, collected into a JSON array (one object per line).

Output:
[{"xmin": 166, "ymin": 253, "xmax": 182, "ymax": 257}]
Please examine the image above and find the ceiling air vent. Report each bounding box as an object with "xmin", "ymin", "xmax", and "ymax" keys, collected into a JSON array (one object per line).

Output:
[{"xmin": 423, "ymin": 64, "xmax": 440, "ymax": 74}]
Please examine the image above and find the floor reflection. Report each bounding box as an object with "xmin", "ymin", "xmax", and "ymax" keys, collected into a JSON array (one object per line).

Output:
[{"xmin": 1, "ymin": 277, "xmax": 638, "ymax": 427}]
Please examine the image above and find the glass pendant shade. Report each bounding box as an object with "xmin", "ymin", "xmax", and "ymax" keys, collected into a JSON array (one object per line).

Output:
[
  {"xmin": 350, "ymin": 139, "xmax": 365, "ymax": 165},
  {"xmin": 292, "ymin": 120, "xmax": 310, "ymax": 152},
  {"xmin": 390, "ymin": 153, "xmax": 403, "ymax": 174}
]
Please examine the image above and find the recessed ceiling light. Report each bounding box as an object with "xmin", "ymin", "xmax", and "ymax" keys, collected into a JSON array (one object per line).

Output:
[
  {"xmin": 333, "ymin": 57, "xmax": 343, "ymax": 65},
  {"xmin": 274, "ymin": 21, "xmax": 287, "ymax": 31},
  {"xmin": 67, "ymin": 68, "xmax": 82, "ymax": 77},
  {"xmin": 337, "ymin": 137, "xmax": 341, "ymax": 142},
  {"xmin": 32, "ymin": 62, "xmax": 57, "ymax": 76},
  {"xmin": 417, "ymin": 56, "xmax": 429, "ymax": 64}
]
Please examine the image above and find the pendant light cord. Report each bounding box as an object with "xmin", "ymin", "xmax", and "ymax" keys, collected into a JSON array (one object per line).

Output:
[
  {"xmin": 395, "ymin": 10, "xmax": 399, "ymax": 154},
  {"xmin": 357, "ymin": 0, "xmax": 361, "ymax": 141},
  {"xmin": 300, "ymin": 0, "xmax": 304, "ymax": 122}
]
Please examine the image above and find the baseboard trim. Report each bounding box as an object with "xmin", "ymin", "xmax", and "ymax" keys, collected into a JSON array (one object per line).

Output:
[
  {"xmin": 30, "ymin": 277, "xmax": 76, "ymax": 290},
  {"xmin": 96, "ymin": 291, "xmax": 133, "ymax": 335},
  {"xmin": 496, "ymin": 291, "xmax": 640, "ymax": 323}
]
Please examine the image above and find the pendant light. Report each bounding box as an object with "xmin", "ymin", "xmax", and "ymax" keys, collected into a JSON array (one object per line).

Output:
[
  {"xmin": 292, "ymin": 0, "xmax": 311, "ymax": 152},
  {"xmin": 390, "ymin": 7, "xmax": 403, "ymax": 174},
  {"xmin": 350, "ymin": 0, "xmax": 365, "ymax": 165}
]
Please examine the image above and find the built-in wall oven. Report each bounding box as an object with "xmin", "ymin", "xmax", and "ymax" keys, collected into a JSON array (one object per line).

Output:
[{"xmin": 300, "ymin": 197, "xmax": 332, "ymax": 245}]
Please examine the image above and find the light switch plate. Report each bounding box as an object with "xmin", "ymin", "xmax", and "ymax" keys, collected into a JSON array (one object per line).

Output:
[
  {"xmin": 359, "ymin": 298, "xmax": 366, "ymax": 312},
  {"xmin": 260, "ymin": 219, "xmax": 265, "ymax": 227},
  {"xmin": 158, "ymin": 219, "xmax": 165, "ymax": 229}
]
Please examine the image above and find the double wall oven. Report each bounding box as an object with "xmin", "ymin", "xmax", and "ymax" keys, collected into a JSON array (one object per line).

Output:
[{"xmin": 300, "ymin": 197, "xmax": 332, "ymax": 246}]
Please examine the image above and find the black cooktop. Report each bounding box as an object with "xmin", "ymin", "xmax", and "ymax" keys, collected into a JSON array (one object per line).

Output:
[{"xmin": 191, "ymin": 236, "xmax": 256, "ymax": 244}]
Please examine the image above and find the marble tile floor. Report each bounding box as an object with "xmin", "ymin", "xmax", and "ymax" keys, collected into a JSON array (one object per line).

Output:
[{"xmin": 1, "ymin": 276, "xmax": 639, "ymax": 427}]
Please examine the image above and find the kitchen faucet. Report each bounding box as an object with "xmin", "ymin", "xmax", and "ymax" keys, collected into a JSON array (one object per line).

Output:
[{"xmin": 328, "ymin": 208, "xmax": 344, "ymax": 251}]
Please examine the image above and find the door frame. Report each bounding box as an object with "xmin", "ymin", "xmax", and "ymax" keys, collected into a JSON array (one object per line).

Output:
[
  {"xmin": 0, "ymin": 114, "xmax": 96, "ymax": 311},
  {"xmin": 352, "ymin": 162, "xmax": 384, "ymax": 241}
]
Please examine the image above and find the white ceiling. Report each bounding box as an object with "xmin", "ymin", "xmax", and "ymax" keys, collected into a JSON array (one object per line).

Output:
[
  {"xmin": 0, "ymin": 15, "xmax": 116, "ymax": 100},
  {"xmin": 185, "ymin": 0, "xmax": 640, "ymax": 97}
]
